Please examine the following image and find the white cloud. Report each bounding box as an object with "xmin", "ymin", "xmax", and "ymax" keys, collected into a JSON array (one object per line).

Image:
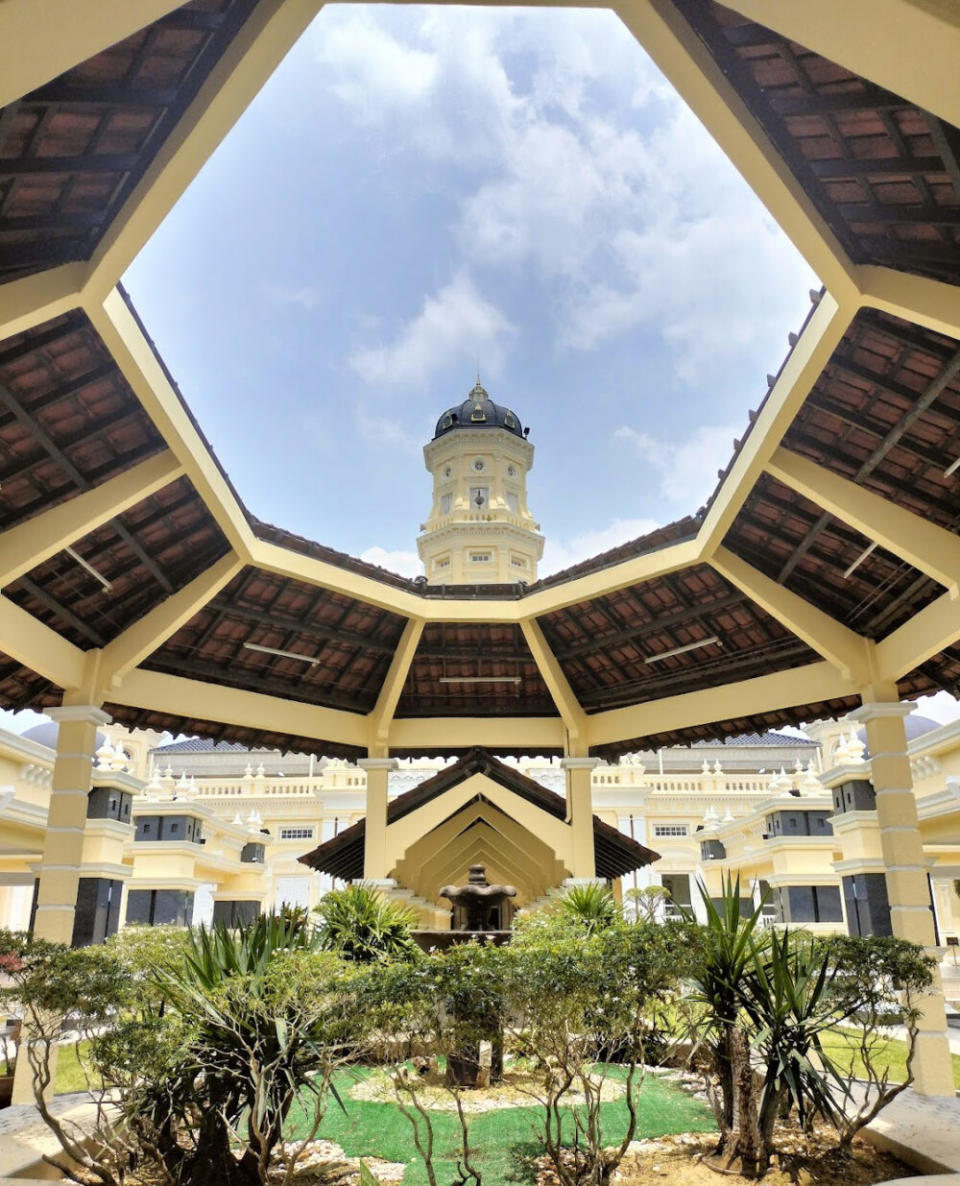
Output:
[
  {"xmin": 0, "ymin": 708, "xmax": 50, "ymax": 736},
  {"xmin": 915, "ymin": 691, "xmax": 960, "ymax": 726},
  {"xmin": 540, "ymin": 516, "xmax": 661, "ymax": 577},
  {"xmin": 312, "ymin": 12, "xmax": 438, "ymax": 117},
  {"xmin": 360, "ymin": 546, "xmax": 424, "ymax": 579},
  {"xmin": 615, "ymin": 423, "xmax": 739, "ymax": 508},
  {"xmin": 350, "ymin": 272, "xmax": 513, "ymax": 391},
  {"xmin": 315, "ymin": 8, "xmax": 815, "ymax": 387}
]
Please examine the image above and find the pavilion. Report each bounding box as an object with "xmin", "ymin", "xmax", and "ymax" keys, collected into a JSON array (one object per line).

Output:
[{"xmin": 1, "ymin": 0, "xmax": 960, "ymax": 1097}]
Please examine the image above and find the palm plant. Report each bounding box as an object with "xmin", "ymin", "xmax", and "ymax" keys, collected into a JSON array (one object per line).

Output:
[{"xmin": 314, "ymin": 883, "xmax": 419, "ymax": 962}]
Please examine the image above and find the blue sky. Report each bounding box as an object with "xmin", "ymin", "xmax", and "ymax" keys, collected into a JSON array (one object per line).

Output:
[{"xmin": 122, "ymin": 3, "xmax": 820, "ymax": 578}]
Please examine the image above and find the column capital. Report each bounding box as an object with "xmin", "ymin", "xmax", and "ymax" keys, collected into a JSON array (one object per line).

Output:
[
  {"xmin": 47, "ymin": 705, "xmax": 111, "ymax": 726},
  {"xmin": 848, "ymin": 702, "xmax": 914, "ymax": 723},
  {"xmin": 358, "ymin": 757, "xmax": 399, "ymax": 772},
  {"xmin": 561, "ymin": 757, "xmax": 600, "ymax": 771}
]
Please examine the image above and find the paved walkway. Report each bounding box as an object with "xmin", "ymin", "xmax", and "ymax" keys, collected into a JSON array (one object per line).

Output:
[{"xmin": 0, "ymin": 1094, "xmax": 94, "ymax": 1180}]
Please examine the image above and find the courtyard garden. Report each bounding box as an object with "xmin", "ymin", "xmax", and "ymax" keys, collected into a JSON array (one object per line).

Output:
[{"xmin": 0, "ymin": 880, "xmax": 940, "ymax": 1186}]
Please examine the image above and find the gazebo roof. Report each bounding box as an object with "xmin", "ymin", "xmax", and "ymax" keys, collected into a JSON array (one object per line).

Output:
[
  {"xmin": 298, "ymin": 747, "xmax": 659, "ymax": 881},
  {"xmin": 1, "ymin": 1, "xmax": 959, "ymax": 760}
]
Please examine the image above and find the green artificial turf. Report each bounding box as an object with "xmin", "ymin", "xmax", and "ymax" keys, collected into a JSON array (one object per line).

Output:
[
  {"xmin": 287, "ymin": 1066, "xmax": 716, "ymax": 1186},
  {"xmin": 818, "ymin": 1028, "xmax": 960, "ymax": 1090}
]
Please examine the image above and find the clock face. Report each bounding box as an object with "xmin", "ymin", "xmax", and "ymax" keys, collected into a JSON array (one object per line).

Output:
[{"xmin": 470, "ymin": 486, "xmax": 488, "ymax": 508}]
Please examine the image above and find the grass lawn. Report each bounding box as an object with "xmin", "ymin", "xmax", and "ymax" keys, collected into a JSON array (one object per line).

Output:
[
  {"xmin": 818, "ymin": 1029, "xmax": 960, "ymax": 1090},
  {"xmin": 286, "ymin": 1066, "xmax": 716, "ymax": 1186},
  {"xmin": 54, "ymin": 1041, "xmax": 96, "ymax": 1094}
]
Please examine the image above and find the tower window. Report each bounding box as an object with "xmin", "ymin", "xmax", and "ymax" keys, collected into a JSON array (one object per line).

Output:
[
  {"xmin": 510, "ymin": 555, "xmax": 526, "ymax": 569},
  {"xmin": 441, "ymin": 493, "xmax": 452, "ymax": 514},
  {"xmin": 506, "ymin": 492, "xmax": 518, "ymax": 514},
  {"xmin": 505, "ymin": 414, "xmax": 516, "ymax": 429},
  {"xmin": 470, "ymin": 486, "xmax": 488, "ymax": 509},
  {"xmin": 470, "ymin": 552, "xmax": 492, "ymax": 563},
  {"xmin": 471, "ymin": 405, "xmax": 486, "ymax": 422}
]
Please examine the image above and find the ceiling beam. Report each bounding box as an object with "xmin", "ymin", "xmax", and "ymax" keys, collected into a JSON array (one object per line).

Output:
[
  {"xmin": 82, "ymin": 0, "xmax": 328, "ymax": 296},
  {"xmin": 14, "ymin": 577, "xmax": 105, "ymax": 648},
  {"xmin": 111, "ymin": 666, "xmax": 369, "ymax": 750},
  {"xmin": 719, "ymin": 0, "xmax": 960, "ymax": 130},
  {"xmin": 874, "ymin": 590, "xmax": 960, "ymax": 684},
  {"xmin": 767, "ymin": 446, "xmax": 960, "ymax": 597},
  {"xmin": 0, "ymin": 450, "xmax": 182, "ymax": 588},
  {"xmin": 0, "ymin": 263, "xmax": 85, "ymax": 341},
  {"xmin": 368, "ymin": 617, "xmax": 425, "ymax": 754},
  {"xmin": 711, "ymin": 545, "xmax": 869, "ymax": 680},
  {"xmin": 521, "ymin": 618, "xmax": 588, "ymax": 752},
  {"xmin": 587, "ymin": 659, "xmax": 857, "ymax": 749},
  {"xmin": 858, "ymin": 266, "xmax": 960, "ymax": 340},
  {"xmin": 0, "ymin": 0, "xmax": 186, "ymax": 108},
  {"xmin": 100, "ymin": 551, "xmax": 243, "ymax": 687},
  {"xmin": 0, "ymin": 594, "xmax": 85, "ymax": 689},
  {"xmin": 613, "ymin": 0, "xmax": 859, "ymax": 301},
  {"xmin": 88, "ymin": 289, "xmax": 257, "ymax": 556},
  {"xmin": 389, "ymin": 715, "xmax": 564, "ymax": 754},
  {"xmin": 698, "ymin": 290, "xmax": 851, "ymax": 553}
]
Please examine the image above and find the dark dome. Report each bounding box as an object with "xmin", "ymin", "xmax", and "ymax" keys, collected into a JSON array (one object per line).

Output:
[
  {"xmin": 855, "ymin": 712, "xmax": 940, "ymax": 757},
  {"xmin": 434, "ymin": 381, "xmax": 525, "ymax": 439},
  {"xmin": 21, "ymin": 721, "xmax": 107, "ymax": 751}
]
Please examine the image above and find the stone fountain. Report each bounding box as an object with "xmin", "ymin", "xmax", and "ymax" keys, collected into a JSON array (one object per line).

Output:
[{"xmin": 441, "ymin": 863, "xmax": 517, "ymax": 934}]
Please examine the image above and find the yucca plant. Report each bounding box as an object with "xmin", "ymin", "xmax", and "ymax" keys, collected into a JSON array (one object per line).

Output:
[
  {"xmin": 737, "ymin": 927, "xmax": 841, "ymax": 1173},
  {"xmin": 314, "ymin": 883, "xmax": 419, "ymax": 962},
  {"xmin": 681, "ymin": 875, "xmax": 770, "ymax": 1155},
  {"xmin": 156, "ymin": 913, "xmax": 359, "ymax": 1186}
]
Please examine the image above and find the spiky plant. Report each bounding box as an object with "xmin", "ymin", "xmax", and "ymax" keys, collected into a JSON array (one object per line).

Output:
[
  {"xmin": 314, "ymin": 882, "xmax": 419, "ymax": 962},
  {"xmin": 553, "ymin": 882, "xmax": 620, "ymax": 937}
]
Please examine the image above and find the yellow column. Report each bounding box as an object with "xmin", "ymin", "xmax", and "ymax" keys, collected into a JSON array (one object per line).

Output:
[
  {"xmin": 850, "ymin": 697, "xmax": 954, "ymax": 1097},
  {"xmin": 561, "ymin": 757, "xmax": 599, "ymax": 882},
  {"xmin": 358, "ymin": 757, "xmax": 398, "ymax": 883},
  {"xmin": 13, "ymin": 704, "xmax": 108, "ymax": 1105},
  {"xmin": 32, "ymin": 705, "xmax": 110, "ymax": 944}
]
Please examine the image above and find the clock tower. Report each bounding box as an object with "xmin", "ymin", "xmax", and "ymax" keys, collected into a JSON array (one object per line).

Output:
[{"xmin": 418, "ymin": 381, "xmax": 544, "ymax": 584}]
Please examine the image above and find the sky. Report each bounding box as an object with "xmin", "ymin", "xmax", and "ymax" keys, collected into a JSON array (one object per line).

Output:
[{"xmin": 120, "ymin": 3, "xmax": 822, "ymax": 579}]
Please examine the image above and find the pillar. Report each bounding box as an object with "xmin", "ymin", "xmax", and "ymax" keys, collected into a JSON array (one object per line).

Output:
[
  {"xmin": 13, "ymin": 704, "xmax": 109, "ymax": 1106},
  {"xmin": 561, "ymin": 757, "xmax": 599, "ymax": 881},
  {"xmin": 358, "ymin": 757, "xmax": 398, "ymax": 883},
  {"xmin": 32, "ymin": 704, "xmax": 111, "ymax": 945},
  {"xmin": 849, "ymin": 698, "xmax": 954, "ymax": 1097}
]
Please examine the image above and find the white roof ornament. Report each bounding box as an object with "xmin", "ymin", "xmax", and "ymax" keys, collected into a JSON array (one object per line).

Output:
[
  {"xmin": 844, "ymin": 728, "xmax": 866, "ymax": 765},
  {"xmin": 713, "ymin": 759, "xmax": 722, "ymax": 774},
  {"xmin": 801, "ymin": 761, "xmax": 822, "ymax": 795}
]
